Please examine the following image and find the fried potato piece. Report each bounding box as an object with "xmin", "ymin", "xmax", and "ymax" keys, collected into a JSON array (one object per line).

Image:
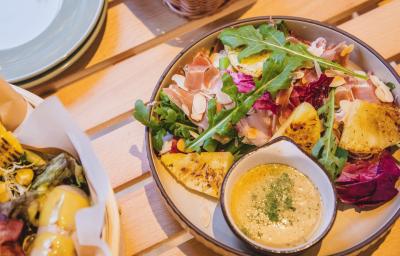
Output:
[
  {"xmin": 272, "ymin": 102, "xmax": 321, "ymax": 153},
  {"xmin": 160, "ymin": 152, "xmax": 234, "ymax": 198},
  {"xmin": 339, "ymin": 100, "xmax": 400, "ymax": 154}
]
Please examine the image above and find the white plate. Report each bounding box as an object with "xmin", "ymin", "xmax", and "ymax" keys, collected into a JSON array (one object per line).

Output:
[
  {"xmin": 0, "ymin": 0, "xmax": 104, "ymax": 83},
  {"xmin": 148, "ymin": 17, "xmax": 400, "ymax": 256},
  {"xmin": 13, "ymin": 85, "xmax": 121, "ymax": 256}
]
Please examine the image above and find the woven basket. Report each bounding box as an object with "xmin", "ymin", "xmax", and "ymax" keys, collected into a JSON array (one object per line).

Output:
[{"xmin": 163, "ymin": 0, "xmax": 230, "ymax": 19}]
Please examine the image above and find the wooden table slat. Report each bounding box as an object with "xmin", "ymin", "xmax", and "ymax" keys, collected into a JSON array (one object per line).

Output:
[
  {"xmin": 118, "ymin": 182, "xmax": 182, "ymax": 255},
  {"xmin": 338, "ymin": 0, "xmax": 400, "ymax": 60}
]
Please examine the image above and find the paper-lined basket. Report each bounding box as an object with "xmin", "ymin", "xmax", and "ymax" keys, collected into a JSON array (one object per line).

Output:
[{"xmin": 12, "ymin": 85, "xmax": 121, "ymax": 256}]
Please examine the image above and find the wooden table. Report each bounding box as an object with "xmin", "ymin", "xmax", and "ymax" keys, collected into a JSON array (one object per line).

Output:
[{"xmin": 32, "ymin": 0, "xmax": 400, "ymax": 255}]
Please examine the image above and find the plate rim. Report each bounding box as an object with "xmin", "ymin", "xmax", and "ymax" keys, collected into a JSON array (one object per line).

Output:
[
  {"xmin": 1, "ymin": 0, "xmax": 104, "ymax": 83},
  {"xmin": 16, "ymin": 0, "xmax": 108, "ymax": 89},
  {"xmin": 146, "ymin": 16, "xmax": 400, "ymax": 256}
]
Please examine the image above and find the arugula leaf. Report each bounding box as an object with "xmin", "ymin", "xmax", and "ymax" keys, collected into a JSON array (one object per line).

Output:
[
  {"xmin": 203, "ymin": 138, "xmax": 218, "ymax": 152},
  {"xmin": 385, "ymin": 82, "xmax": 395, "ymax": 90},
  {"xmin": 207, "ymin": 98, "xmax": 217, "ymax": 127},
  {"xmin": 133, "ymin": 91, "xmax": 198, "ymax": 152},
  {"xmin": 153, "ymin": 129, "xmax": 166, "ymax": 152},
  {"xmin": 221, "ymin": 73, "xmax": 240, "ymax": 103},
  {"xmin": 219, "ymin": 56, "xmax": 230, "ymax": 70},
  {"xmin": 219, "ymin": 24, "xmax": 368, "ymax": 80},
  {"xmin": 133, "ymin": 100, "xmax": 158, "ymax": 129},
  {"xmin": 312, "ymin": 90, "xmax": 348, "ymax": 179}
]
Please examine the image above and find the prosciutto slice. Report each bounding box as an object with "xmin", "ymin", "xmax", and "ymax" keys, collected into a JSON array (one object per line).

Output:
[
  {"xmin": 184, "ymin": 52, "xmax": 220, "ymax": 92},
  {"xmin": 236, "ymin": 110, "xmax": 274, "ymax": 146}
]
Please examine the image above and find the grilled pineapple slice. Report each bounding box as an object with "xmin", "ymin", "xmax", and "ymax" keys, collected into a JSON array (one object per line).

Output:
[
  {"xmin": 160, "ymin": 152, "xmax": 234, "ymax": 198},
  {"xmin": 0, "ymin": 121, "xmax": 24, "ymax": 168},
  {"xmin": 339, "ymin": 100, "xmax": 400, "ymax": 154},
  {"xmin": 272, "ymin": 102, "xmax": 321, "ymax": 153}
]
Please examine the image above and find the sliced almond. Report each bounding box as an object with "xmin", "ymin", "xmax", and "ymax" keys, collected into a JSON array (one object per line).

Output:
[
  {"xmin": 313, "ymin": 60, "xmax": 322, "ymax": 78},
  {"xmin": 192, "ymin": 93, "xmax": 207, "ymax": 115},
  {"xmin": 375, "ymin": 85, "xmax": 394, "ymax": 102},
  {"xmin": 292, "ymin": 70, "xmax": 305, "ymax": 80},
  {"xmin": 181, "ymin": 104, "xmax": 190, "ymax": 116},
  {"xmin": 189, "ymin": 130, "xmax": 199, "ymax": 138},
  {"xmin": 330, "ymin": 76, "xmax": 346, "ymax": 87},
  {"xmin": 340, "ymin": 44, "xmax": 354, "ymax": 57},
  {"xmin": 370, "ymin": 75, "xmax": 394, "ymax": 102},
  {"xmin": 172, "ymin": 74, "xmax": 186, "ymax": 90}
]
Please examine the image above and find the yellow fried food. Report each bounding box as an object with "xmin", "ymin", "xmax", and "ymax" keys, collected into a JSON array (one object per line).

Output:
[
  {"xmin": 339, "ymin": 100, "xmax": 400, "ymax": 154},
  {"xmin": 161, "ymin": 152, "xmax": 234, "ymax": 198},
  {"xmin": 272, "ymin": 102, "xmax": 321, "ymax": 153},
  {"xmin": 0, "ymin": 121, "xmax": 24, "ymax": 168}
]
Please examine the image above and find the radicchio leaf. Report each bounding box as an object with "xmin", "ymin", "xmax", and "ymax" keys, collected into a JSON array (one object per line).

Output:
[
  {"xmin": 228, "ymin": 71, "xmax": 255, "ymax": 93},
  {"xmin": 336, "ymin": 151, "xmax": 400, "ymax": 208},
  {"xmin": 228, "ymin": 71, "xmax": 278, "ymax": 113},
  {"xmin": 253, "ymin": 93, "xmax": 279, "ymax": 113},
  {"xmin": 290, "ymin": 74, "xmax": 333, "ymax": 108}
]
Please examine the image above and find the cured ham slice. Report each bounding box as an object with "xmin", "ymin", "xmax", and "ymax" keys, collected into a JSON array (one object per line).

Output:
[
  {"xmin": 236, "ymin": 111, "xmax": 273, "ymax": 146},
  {"xmin": 184, "ymin": 53, "xmax": 220, "ymax": 91},
  {"xmin": 351, "ymin": 80, "xmax": 380, "ymax": 103}
]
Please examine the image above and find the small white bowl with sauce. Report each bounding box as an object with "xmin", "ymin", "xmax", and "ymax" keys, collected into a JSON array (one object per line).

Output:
[{"xmin": 220, "ymin": 137, "xmax": 337, "ymax": 255}]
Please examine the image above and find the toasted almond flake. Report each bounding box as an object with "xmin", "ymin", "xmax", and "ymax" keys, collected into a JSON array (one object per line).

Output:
[
  {"xmin": 210, "ymin": 52, "xmax": 221, "ymax": 69},
  {"xmin": 191, "ymin": 112, "xmax": 203, "ymax": 122},
  {"xmin": 181, "ymin": 104, "xmax": 190, "ymax": 116},
  {"xmin": 330, "ymin": 76, "xmax": 346, "ymax": 87},
  {"xmin": 172, "ymin": 74, "xmax": 186, "ymax": 90},
  {"xmin": 159, "ymin": 140, "xmax": 172, "ymax": 154},
  {"xmin": 340, "ymin": 44, "xmax": 354, "ymax": 57},
  {"xmin": 370, "ymin": 75, "xmax": 394, "ymax": 102},
  {"xmin": 314, "ymin": 60, "xmax": 322, "ymax": 78},
  {"xmin": 292, "ymin": 70, "xmax": 305, "ymax": 79},
  {"xmin": 375, "ymin": 86, "xmax": 394, "ymax": 102},
  {"xmin": 370, "ymin": 75, "xmax": 386, "ymax": 88},
  {"xmin": 192, "ymin": 93, "xmax": 207, "ymax": 115},
  {"xmin": 189, "ymin": 130, "xmax": 199, "ymax": 138}
]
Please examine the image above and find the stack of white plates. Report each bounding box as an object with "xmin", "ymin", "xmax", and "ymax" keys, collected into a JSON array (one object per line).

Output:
[{"xmin": 0, "ymin": 0, "xmax": 107, "ymax": 89}]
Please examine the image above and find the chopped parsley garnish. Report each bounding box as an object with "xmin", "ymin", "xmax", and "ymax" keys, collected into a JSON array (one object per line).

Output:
[{"xmin": 263, "ymin": 173, "xmax": 295, "ymax": 222}]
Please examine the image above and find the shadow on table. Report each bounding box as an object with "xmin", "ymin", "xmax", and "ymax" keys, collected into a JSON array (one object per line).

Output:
[{"xmin": 129, "ymin": 130, "xmax": 150, "ymax": 173}]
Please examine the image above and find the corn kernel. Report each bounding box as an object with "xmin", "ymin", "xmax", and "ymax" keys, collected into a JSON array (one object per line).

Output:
[
  {"xmin": 0, "ymin": 182, "xmax": 10, "ymax": 203},
  {"xmin": 16, "ymin": 168, "xmax": 34, "ymax": 186}
]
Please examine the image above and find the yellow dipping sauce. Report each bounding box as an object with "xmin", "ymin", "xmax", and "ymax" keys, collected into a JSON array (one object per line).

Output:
[{"xmin": 230, "ymin": 164, "xmax": 321, "ymax": 248}]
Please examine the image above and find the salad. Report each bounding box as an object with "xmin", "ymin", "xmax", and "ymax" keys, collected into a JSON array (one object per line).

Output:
[
  {"xmin": 0, "ymin": 122, "xmax": 90, "ymax": 255},
  {"xmin": 134, "ymin": 21, "xmax": 400, "ymax": 207}
]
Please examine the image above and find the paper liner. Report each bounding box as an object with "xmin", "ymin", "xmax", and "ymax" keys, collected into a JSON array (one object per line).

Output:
[{"xmin": 14, "ymin": 97, "xmax": 111, "ymax": 256}]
